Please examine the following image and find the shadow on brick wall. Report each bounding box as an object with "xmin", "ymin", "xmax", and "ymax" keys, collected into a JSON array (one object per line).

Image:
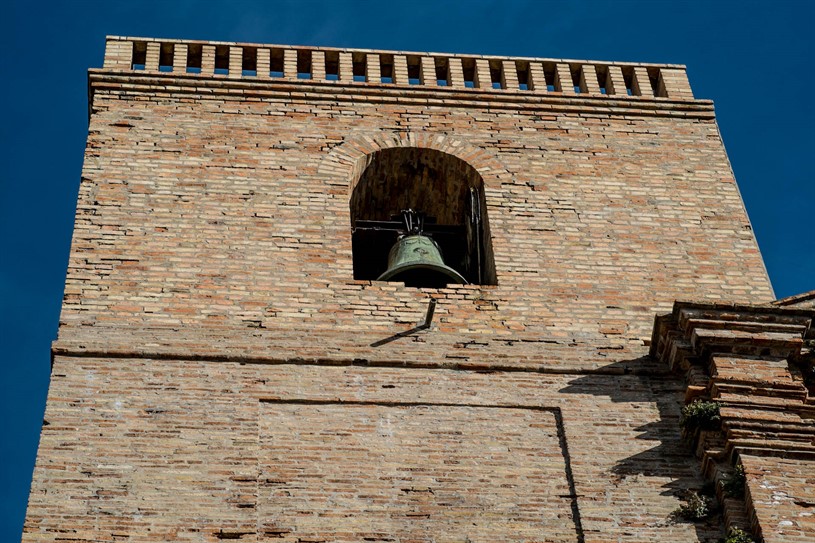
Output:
[{"xmin": 560, "ymin": 356, "xmax": 724, "ymax": 542}]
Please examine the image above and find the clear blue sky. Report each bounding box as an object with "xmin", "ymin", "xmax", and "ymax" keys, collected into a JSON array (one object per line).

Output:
[{"xmin": 2, "ymin": 0, "xmax": 813, "ymax": 539}]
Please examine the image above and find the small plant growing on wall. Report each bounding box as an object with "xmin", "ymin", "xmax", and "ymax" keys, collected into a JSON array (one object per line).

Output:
[
  {"xmin": 719, "ymin": 527, "xmax": 756, "ymax": 543},
  {"xmin": 721, "ymin": 464, "xmax": 746, "ymax": 497},
  {"xmin": 680, "ymin": 399, "xmax": 721, "ymax": 431},
  {"xmin": 671, "ymin": 490, "xmax": 717, "ymax": 522}
]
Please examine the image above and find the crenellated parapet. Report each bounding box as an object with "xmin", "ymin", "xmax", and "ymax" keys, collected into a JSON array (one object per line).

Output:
[
  {"xmin": 652, "ymin": 300, "xmax": 815, "ymax": 542},
  {"xmin": 100, "ymin": 36, "xmax": 695, "ymax": 100}
]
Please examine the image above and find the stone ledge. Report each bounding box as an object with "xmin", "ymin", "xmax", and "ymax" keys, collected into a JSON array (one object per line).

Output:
[
  {"xmin": 651, "ymin": 299, "xmax": 815, "ymax": 541},
  {"xmin": 88, "ymin": 71, "xmax": 715, "ymax": 119},
  {"xmin": 51, "ymin": 324, "xmax": 662, "ymax": 375}
]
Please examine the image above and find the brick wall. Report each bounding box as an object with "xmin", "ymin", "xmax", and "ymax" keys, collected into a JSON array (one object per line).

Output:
[
  {"xmin": 29, "ymin": 356, "xmax": 719, "ymax": 542},
  {"xmin": 64, "ymin": 71, "xmax": 773, "ymax": 353},
  {"xmin": 24, "ymin": 37, "xmax": 782, "ymax": 542}
]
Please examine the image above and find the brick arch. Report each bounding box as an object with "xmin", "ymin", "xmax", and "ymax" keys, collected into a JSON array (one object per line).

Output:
[
  {"xmin": 321, "ymin": 132, "xmax": 502, "ymax": 286},
  {"xmin": 316, "ymin": 132, "xmax": 512, "ymax": 195}
]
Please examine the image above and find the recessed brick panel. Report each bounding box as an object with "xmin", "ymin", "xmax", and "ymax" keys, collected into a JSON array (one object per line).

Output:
[{"xmin": 258, "ymin": 402, "xmax": 577, "ymax": 542}]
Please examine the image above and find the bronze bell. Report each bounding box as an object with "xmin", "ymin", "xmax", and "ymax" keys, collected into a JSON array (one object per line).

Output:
[{"xmin": 377, "ymin": 233, "xmax": 468, "ymax": 288}]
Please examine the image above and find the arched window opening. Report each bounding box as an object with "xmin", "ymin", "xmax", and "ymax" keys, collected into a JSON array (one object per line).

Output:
[{"xmin": 351, "ymin": 147, "xmax": 496, "ymax": 287}]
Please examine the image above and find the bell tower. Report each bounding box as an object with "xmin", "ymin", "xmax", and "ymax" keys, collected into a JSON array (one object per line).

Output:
[{"xmin": 24, "ymin": 36, "xmax": 813, "ymax": 543}]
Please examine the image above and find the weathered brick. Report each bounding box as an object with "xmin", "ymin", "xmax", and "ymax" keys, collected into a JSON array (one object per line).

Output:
[{"xmin": 24, "ymin": 36, "xmax": 805, "ymax": 543}]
